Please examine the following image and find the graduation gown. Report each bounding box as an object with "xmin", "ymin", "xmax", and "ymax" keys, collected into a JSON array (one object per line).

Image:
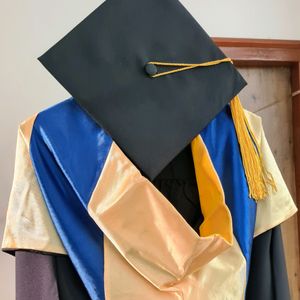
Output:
[
  {"xmin": 2, "ymin": 98, "xmax": 296, "ymax": 299},
  {"xmin": 2, "ymin": 0, "xmax": 297, "ymax": 299}
]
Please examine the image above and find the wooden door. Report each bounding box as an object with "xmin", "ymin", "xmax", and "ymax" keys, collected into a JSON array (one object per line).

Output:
[{"xmin": 238, "ymin": 67, "xmax": 300, "ymax": 299}]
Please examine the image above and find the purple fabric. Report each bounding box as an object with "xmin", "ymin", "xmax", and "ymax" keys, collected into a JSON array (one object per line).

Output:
[{"xmin": 16, "ymin": 251, "xmax": 59, "ymax": 300}]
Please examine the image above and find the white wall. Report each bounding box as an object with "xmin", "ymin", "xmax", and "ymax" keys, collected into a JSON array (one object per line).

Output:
[
  {"xmin": 1, "ymin": 0, "xmax": 300, "ymax": 299},
  {"xmin": 184, "ymin": 0, "xmax": 300, "ymax": 40}
]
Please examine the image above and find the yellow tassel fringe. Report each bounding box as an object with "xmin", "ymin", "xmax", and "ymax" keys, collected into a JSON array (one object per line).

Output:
[{"xmin": 230, "ymin": 96, "xmax": 277, "ymax": 201}]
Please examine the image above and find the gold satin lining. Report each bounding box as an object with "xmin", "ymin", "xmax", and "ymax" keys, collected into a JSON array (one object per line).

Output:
[
  {"xmin": 100, "ymin": 140, "xmax": 247, "ymax": 299},
  {"xmin": 191, "ymin": 135, "xmax": 233, "ymax": 243},
  {"xmin": 104, "ymin": 236, "xmax": 246, "ymax": 300},
  {"xmin": 1, "ymin": 115, "xmax": 66, "ymax": 254},
  {"xmin": 244, "ymin": 110, "xmax": 297, "ymax": 237},
  {"xmin": 101, "ymin": 112, "xmax": 297, "ymax": 299},
  {"xmin": 104, "ymin": 236, "xmax": 183, "ymax": 300},
  {"xmin": 178, "ymin": 237, "xmax": 246, "ymax": 300},
  {"xmin": 88, "ymin": 141, "xmax": 233, "ymax": 294}
]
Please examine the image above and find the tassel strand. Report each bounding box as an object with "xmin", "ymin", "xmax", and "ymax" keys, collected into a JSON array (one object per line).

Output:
[{"xmin": 230, "ymin": 96, "xmax": 277, "ymax": 201}]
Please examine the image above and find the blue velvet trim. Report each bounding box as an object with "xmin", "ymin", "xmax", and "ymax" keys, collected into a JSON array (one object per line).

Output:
[
  {"xmin": 200, "ymin": 105, "xmax": 257, "ymax": 277},
  {"xmin": 30, "ymin": 98, "xmax": 112, "ymax": 300}
]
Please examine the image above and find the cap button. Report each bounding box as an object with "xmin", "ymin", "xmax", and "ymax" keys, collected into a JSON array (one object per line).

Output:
[{"xmin": 145, "ymin": 63, "xmax": 157, "ymax": 77}]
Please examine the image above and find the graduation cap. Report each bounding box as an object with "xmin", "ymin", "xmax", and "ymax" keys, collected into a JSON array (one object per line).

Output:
[{"xmin": 38, "ymin": 0, "xmax": 247, "ymax": 180}]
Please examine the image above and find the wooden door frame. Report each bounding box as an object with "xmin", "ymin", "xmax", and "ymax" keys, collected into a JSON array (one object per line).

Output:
[{"xmin": 213, "ymin": 37, "xmax": 300, "ymax": 263}]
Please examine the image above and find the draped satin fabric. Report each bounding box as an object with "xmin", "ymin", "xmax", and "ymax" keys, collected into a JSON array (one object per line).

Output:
[
  {"xmin": 244, "ymin": 111, "xmax": 297, "ymax": 237},
  {"xmin": 2, "ymin": 99, "xmax": 297, "ymax": 299},
  {"xmin": 88, "ymin": 138, "xmax": 233, "ymax": 295},
  {"xmin": 1, "ymin": 115, "xmax": 66, "ymax": 255}
]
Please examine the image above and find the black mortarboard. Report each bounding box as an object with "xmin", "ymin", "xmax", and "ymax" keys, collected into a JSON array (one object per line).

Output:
[{"xmin": 38, "ymin": 0, "xmax": 247, "ymax": 179}]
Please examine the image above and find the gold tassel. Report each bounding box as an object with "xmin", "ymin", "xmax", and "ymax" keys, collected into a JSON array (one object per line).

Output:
[{"xmin": 230, "ymin": 96, "xmax": 277, "ymax": 201}]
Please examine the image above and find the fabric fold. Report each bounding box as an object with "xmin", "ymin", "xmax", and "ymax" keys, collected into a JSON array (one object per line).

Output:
[
  {"xmin": 244, "ymin": 110, "xmax": 297, "ymax": 237},
  {"xmin": 88, "ymin": 141, "xmax": 233, "ymax": 290},
  {"xmin": 2, "ymin": 98, "xmax": 297, "ymax": 299},
  {"xmin": 2, "ymin": 115, "xmax": 66, "ymax": 255}
]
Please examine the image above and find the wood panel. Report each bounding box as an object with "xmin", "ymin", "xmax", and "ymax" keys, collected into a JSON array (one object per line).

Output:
[
  {"xmin": 292, "ymin": 63, "xmax": 300, "ymax": 246},
  {"xmin": 238, "ymin": 67, "xmax": 300, "ymax": 298},
  {"xmin": 214, "ymin": 38, "xmax": 300, "ymax": 67}
]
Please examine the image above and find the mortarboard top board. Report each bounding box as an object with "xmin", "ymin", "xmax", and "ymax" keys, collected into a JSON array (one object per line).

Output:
[{"xmin": 38, "ymin": 0, "xmax": 247, "ymax": 180}]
